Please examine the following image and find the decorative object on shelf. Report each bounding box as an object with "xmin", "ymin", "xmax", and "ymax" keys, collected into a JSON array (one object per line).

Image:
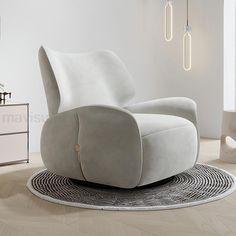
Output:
[
  {"xmin": 0, "ymin": 103, "xmax": 29, "ymax": 165},
  {"xmin": 164, "ymin": 0, "xmax": 173, "ymax": 42},
  {"xmin": 27, "ymin": 164, "xmax": 236, "ymax": 211},
  {"xmin": 0, "ymin": 83, "xmax": 12, "ymax": 104},
  {"xmin": 0, "ymin": 92, "xmax": 12, "ymax": 105},
  {"xmin": 183, "ymin": 0, "xmax": 192, "ymax": 71},
  {"xmin": 220, "ymin": 110, "xmax": 236, "ymax": 163}
]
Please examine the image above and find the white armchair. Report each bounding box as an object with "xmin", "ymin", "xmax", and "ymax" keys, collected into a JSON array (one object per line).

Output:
[{"xmin": 39, "ymin": 47, "xmax": 199, "ymax": 189}]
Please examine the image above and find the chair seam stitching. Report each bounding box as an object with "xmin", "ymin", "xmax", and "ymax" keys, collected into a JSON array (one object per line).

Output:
[{"xmin": 142, "ymin": 124, "xmax": 194, "ymax": 138}]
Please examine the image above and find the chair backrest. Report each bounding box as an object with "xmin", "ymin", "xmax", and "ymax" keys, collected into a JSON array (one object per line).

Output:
[{"xmin": 38, "ymin": 47, "xmax": 135, "ymax": 116}]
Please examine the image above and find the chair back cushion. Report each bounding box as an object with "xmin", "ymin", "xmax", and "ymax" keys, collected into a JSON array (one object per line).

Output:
[{"xmin": 40, "ymin": 47, "xmax": 135, "ymax": 113}]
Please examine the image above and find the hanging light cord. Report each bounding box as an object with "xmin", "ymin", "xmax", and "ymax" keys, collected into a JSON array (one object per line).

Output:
[{"xmin": 186, "ymin": 0, "xmax": 189, "ymax": 27}]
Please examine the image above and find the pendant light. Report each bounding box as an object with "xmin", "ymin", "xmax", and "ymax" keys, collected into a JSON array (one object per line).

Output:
[
  {"xmin": 183, "ymin": 0, "xmax": 192, "ymax": 71},
  {"xmin": 165, "ymin": 0, "xmax": 173, "ymax": 41}
]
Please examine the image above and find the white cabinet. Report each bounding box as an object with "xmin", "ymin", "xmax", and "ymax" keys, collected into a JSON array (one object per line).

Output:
[{"xmin": 0, "ymin": 103, "xmax": 29, "ymax": 165}]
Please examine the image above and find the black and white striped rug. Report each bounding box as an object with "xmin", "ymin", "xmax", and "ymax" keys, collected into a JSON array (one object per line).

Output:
[{"xmin": 27, "ymin": 164, "xmax": 236, "ymax": 210}]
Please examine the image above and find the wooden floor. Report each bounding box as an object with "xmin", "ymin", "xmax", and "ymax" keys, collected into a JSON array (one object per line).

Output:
[{"xmin": 0, "ymin": 139, "xmax": 236, "ymax": 236}]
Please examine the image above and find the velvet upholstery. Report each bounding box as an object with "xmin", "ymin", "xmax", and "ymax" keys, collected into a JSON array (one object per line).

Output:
[
  {"xmin": 126, "ymin": 97, "xmax": 200, "ymax": 164},
  {"xmin": 78, "ymin": 105, "xmax": 142, "ymax": 188},
  {"xmin": 39, "ymin": 46, "xmax": 199, "ymax": 189},
  {"xmin": 44, "ymin": 47, "xmax": 135, "ymax": 112}
]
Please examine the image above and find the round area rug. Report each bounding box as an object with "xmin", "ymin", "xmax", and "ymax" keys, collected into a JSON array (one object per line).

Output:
[{"xmin": 27, "ymin": 164, "xmax": 236, "ymax": 211}]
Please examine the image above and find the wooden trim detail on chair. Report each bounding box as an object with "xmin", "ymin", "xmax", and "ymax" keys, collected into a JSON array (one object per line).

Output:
[{"xmin": 75, "ymin": 144, "xmax": 80, "ymax": 153}]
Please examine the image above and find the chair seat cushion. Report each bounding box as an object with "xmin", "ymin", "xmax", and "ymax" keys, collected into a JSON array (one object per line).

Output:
[
  {"xmin": 133, "ymin": 113, "xmax": 198, "ymax": 186},
  {"xmin": 133, "ymin": 113, "xmax": 194, "ymax": 137}
]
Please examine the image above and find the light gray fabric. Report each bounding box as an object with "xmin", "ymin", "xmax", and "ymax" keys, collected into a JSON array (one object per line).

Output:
[
  {"xmin": 139, "ymin": 124, "xmax": 197, "ymax": 186},
  {"xmin": 133, "ymin": 113, "xmax": 198, "ymax": 186},
  {"xmin": 41, "ymin": 108, "xmax": 85, "ymax": 180},
  {"xmin": 38, "ymin": 47, "xmax": 60, "ymax": 117},
  {"xmin": 39, "ymin": 46, "xmax": 199, "ymax": 189},
  {"xmin": 125, "ymin": 97, "xmax": 198, "ymax": 129},
  {"xmin": 40, "ymin": 105, "xmax": 143, "ymax": 188},
  {"xmin": 125, "ymin": 97, "xmax": 200, "ymax": 164},
  {"xmin": 78, "ymin": 105, "xmax": 142, "ymax": 188},
  {"xmin": 133, "ymin": 113, "xmax": 194, "ymax": 136},
  {"xmin": 44, "ymin": 47, "xmax": 135, "ymax": 113}
]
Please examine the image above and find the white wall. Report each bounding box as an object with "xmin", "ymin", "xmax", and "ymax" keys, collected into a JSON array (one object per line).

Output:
[
  {"xmin": 0, "ymin": 0, "xmax": 224, "ymax": 152},
  {"xmin": 122, "ymin": 0, "xmax": 224, "ymax": 138},
  {"xmin": 150, "ymin": 0, "xmax": 223, "ymax": 138},
  {"xmin": 224, "ymin": 0, "xmax": 236, "ymax": 110}
]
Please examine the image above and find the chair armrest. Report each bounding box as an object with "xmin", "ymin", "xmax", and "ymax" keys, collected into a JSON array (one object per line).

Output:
[
  {"xmin": 77, "ymin": 105, "xmax": 142, "ymax": 188},
  {"xmin": 125, "ymin": 97, "xmax": 200, "ymax": 163},
  {"xmin": 125, "ymin": 97, "xmax": 198, "ymax": 128},
  {"xmin": 41, "ymin": 108, "xmax": 85, "ymax": 180}
]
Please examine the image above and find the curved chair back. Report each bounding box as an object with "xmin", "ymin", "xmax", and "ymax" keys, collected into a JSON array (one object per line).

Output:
[
  {"xmin": 39, "ymin": 47, "xmax": 61, "ymax": 117},
  {"xmin": 39, "ymin": 47, "xmax": 135, "ymax": 116}
]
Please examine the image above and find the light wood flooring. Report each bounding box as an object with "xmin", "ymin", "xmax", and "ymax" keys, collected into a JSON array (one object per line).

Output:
[{"xmin": 0, "ymin": 139, "xmax": 236, "ymax": 236}]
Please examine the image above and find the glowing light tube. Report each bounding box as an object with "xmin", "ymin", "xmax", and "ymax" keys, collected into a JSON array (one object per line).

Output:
[
  {"xmin": 183, "ymin": 27, "xmax": 192, "ymax": 71},
  {"xmin": 165, "ymin": 0, "xmax": 173, "ymax": 42}
]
